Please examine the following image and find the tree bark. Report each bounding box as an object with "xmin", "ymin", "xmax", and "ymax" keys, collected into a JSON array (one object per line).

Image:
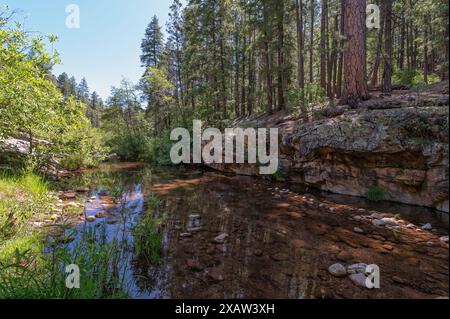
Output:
[
  {"xmin": 320, "ymin": 0, "xmax": 328, "ymax": 90},
  {"xmin": 382, "ymin": 0, "xmax": 393, "ymax": 93},
  {"xmin": 340, "ymin": 0, "xmax": 368, "ymax": 105}
]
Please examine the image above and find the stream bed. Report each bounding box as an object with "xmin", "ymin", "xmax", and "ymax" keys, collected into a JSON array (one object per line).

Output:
[{"xmin": 54, "ymin": 162, "xmax": 449, "ymax": 299}]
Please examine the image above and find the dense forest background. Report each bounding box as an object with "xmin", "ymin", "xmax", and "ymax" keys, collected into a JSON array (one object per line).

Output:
[{"xmin": 1, "ymin": 0, "xmax": 449, "ymax": 169}]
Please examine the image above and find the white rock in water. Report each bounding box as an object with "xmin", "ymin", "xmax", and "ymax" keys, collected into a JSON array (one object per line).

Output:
[
  {"xmin": 439, "ymin": 236, "xmax": 449, "ymax": 243},
  {"xmin": 86, "ymin": 216, "xmax": 96, "ymax": 223},
  {"xmin": 214, "ymin": 233, "xmax": 229, "ymax": 243},
  {"xmin": 349, "ymin": 273, "xmax": 369, "ymax": 288},
  {"xmin": 421, "ymin": 223, "xmax": 432, "ymax": 230},
  {"xmin": 347, "ymin": 263, "xmax": 368, "ymax": 275},
  {"xmin": 370, "ymin": 213, "xmax": 383, "ymax": 219},
  {"xmin": 372, "ymin": 219, "xmax": 386, "ymax": 227},
  {"xmin": 328, "ymin": 263, "xmax": 347, "ymax": 277},
  {"xmin": 381, "ymin": 217, "xmax": 399, "ymax": 226}
]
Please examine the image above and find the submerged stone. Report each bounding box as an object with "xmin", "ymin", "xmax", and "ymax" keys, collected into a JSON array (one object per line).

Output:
[{"xmin": 328, "ymin": 263, "xmax": 347, "ymax": 277}]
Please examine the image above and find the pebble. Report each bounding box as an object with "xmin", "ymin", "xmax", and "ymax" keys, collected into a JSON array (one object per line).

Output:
[
  {"xmin": 253, "ymin": 249, "xmax": 263, "ymax": 257},
  {"xmin": 381, "ymin": 217, "xmax": 399, "ymax": 226},
  {"xmin": 106, "ymin": 219, "xmax": 118, "ymax": 225},
  {"xmin": 214, "ymin": 233, "xmax": 229, "ymax": 243},
  {"xmin": 328, "ymin": 263, "xmax": 347, "ymax": 277},
  {"xmin": 421, "ymin": 223, "xmax": 432, "ymax": 230},
  {"xmin": 61, "ymin": 192, "xmax": 77, "ymax": 199},
  {"xmin": 372, "ymin": 219, "xmax": 386, "ymax": 227},
  {"xmin": 392, "ymin": 276, "xmax": 406, "ymax": 284},
  {"xmin": 180, "ymin": 233, "xmax": 192, "ymax": 238},
  {"xmin": 353, "ymin": 227, "xmax": 365, "ymax": 234},
  {"xmin": 86, "ymin": 216, "xmax": 96, "ymax": 223},
  {"xmin": 186, "ymin": 259, "xmax": 203, "ymax": 271},
  {"xmin": 370, "ymin": 213, "xmax": 383, "ymax": 219},
  {"xmin": 208, "ymin": 267, "xmax": 224, "ymax": 281},
  {"xmin": 353, "ymin": 216, "xmax": 362, "ymax": 221},
  {"xmin": 32, "ymin": 222, "xmax": 44, "ymax": 227},
  {"xmin": 76, "ymin": 187, "xmax": 89, "ymax": 193},
  {"xmin": 439, "ymin": 236, "xmax": 449, "ymax": 243},
  {"xmin": 270, "ymin": 252, "xmax": 289, "ymax": 262},
  {"xmin": 349, "ymin": 273, "xmax": 369, "ymax": 288},
  {"xmin": 95, "ymin": 211, "xmax": 107, "ymax": 219}
]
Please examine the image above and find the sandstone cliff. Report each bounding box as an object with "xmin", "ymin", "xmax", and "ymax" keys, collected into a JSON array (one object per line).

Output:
[{"xmin": 208, "ymin": 86, "xmax": 449, "ymax": 212}]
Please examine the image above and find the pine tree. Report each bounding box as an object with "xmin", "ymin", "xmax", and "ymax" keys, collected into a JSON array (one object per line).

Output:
[
  {"xmin": 141, "ymin": 15, "xmax": 164, "ymax": 68},
  {"xmin": 77, "ymin": 77, "xmax": 90, "ymax": 103},
  {"xmin": 56, "ymin": 72, "xmax": 71, "ymax": 98},
  {"xmin": 166, "ymin": 0, "xmax": 185, "ymax": 107}
]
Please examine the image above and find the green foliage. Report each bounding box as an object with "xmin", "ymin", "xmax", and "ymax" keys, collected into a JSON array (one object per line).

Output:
[
  {"xmin": 365, "ymin": 185, "xmax": 387, "ymax": 202},
  {"xmin": 147, "ymin": 194, "xmax": 161, "ymax": 209},
  {"xmin": 0, "ymin": 171, "xmax": 51, "ymax": 243},
  {"xmin": 0, "ymin": 234, "xmax": 129, "ymax": 299},
  {"xmin": 133, "ymin": 213, "xmax": 163, "ymax": 265},
  {"xmin": 148, "ymin": 130, "xmax": 174, "ymax": 165},
  {"xmin": 110, "ymin": 133, "xmax": 152, "ymax": 162},
  {"xmin": 0, "ymin": 20, "xmax": 106, "ymax": 171},
  {"xmin": 141, "ymin": 16, "xmax": 164, "ymax": 68},
  {"xmin": 272, "ymin": 170, "xmax": 287, "ymax": 182},
  {"xmin": 393, "ymin": 69, "xmax": 440, "ymax": 87},
  {"xmin": 0, "ymin": 172, "xmax": 129, "ymax": 298},
  {"xmin": 286, "ymin": 84, "xmax": 327, "ymax": 114}
]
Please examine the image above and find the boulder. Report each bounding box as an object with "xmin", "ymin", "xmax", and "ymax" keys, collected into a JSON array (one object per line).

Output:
[{"xmin": 328, "ymin": 263, "xmax": 347, "ymax": 277}]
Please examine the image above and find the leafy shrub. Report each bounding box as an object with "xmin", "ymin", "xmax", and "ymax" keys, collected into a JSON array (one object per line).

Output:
[
  {"xmin": 393, "ymin": 69, "xmax": 440, "ymax": 87},
  {"xmin": 365, "ymin": 185, "xmax": 387, "ymax": 202},
  {"xmin": 272, "ymin": 170, "xmax": 287, "ymax": 182},
  {"xmin": 148, "ymin": 130, "xmax": 174, "ymax": 166},
  {"xmin": 110, "ymin": 133, "xmax": 152, "ymax": 162}
]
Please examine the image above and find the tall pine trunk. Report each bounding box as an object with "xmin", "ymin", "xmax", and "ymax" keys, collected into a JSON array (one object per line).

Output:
[{"xmin": 340, "ymin": 0, "xmax": 368, "ymax": 105}]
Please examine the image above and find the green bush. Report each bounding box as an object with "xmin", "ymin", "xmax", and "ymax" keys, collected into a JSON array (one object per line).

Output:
[
  {"xmin": 393, "ymin": 69, "xmax": 440, "ymax": 87},
  {"xmin": 365, "ymin": 185, "xmax": 387, "ymax": 202},
  {"xmin": 148, "ymin": 130, "xmax": 173, "ymax": 166},
  {"xmin": 111, "ymin": 133, "xmax": 152, "ymax": 162}
]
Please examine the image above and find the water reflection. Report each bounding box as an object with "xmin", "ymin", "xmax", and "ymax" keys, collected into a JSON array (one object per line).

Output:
[{"xmin": 57, "ymin": 163, "xmax": 449, "ymax": 299}]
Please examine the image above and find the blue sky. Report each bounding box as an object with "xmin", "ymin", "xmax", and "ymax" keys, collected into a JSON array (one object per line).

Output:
[{"xmin": 2, "ymin": 0, "xmax": 176, "ymax": 100}]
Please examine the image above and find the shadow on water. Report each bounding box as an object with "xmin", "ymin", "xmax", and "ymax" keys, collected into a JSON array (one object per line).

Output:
[{"xmin": 54, "ymin": 163, "xmax": 449, "ymax": 299}]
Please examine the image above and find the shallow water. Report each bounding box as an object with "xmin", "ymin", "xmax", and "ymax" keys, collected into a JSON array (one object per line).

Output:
[{"xmin": 56, "ymin": 163, "xmax": 449, "ymax": 299}]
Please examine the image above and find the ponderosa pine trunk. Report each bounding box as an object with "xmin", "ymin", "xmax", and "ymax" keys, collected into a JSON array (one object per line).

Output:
[
  {"xmin": 340, "ymin": 0, "xmax": 368, "ymax": 105},
  {"xmin": 382, "ymin": 0, "xmax": 393, "ymax": 93}
]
